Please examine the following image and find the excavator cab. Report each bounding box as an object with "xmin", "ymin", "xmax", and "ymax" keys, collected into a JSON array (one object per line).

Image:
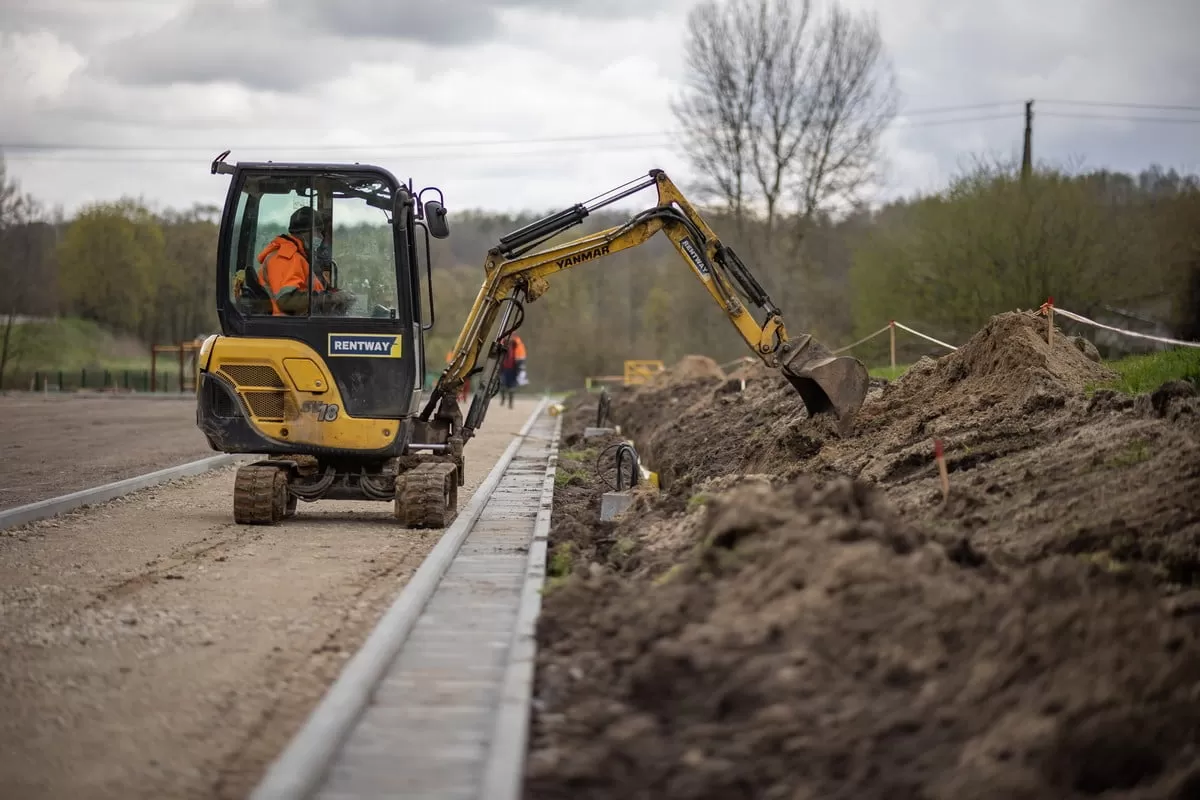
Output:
[{"xmin": 201, "ymin": 154, "xmax": 441, "ymax": 445}]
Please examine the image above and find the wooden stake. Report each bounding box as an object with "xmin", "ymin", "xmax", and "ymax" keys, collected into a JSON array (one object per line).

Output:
[
  {"xmin": 889, "ymin": 320, "xmax": 896, "ymax": 371},
  {"xmin": 1046, "ymin": 296, "xmax": 1054, "ymax": 347},
  {"xmin": 934, "ymin": 439, "xmax": 950, "ymax": 503}
]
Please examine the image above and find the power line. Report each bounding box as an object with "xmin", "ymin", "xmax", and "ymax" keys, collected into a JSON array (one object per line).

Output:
[
  {"xmin": 5, "ymin": 100, "xmax": 1199, "ymax": 163},
  {"xmin": 0, "ymin": 102, "xmax": 1020, "ymax": 154},
  {"xmin": 1040, "ymin": 99, "xmax": 1200, "ymax": 113},
  {"xmin": 1040, "ymin": 111, "xmax": 1200, "ymax": 124},
  {"xmin": 894, "ymin": 112, "xmax": 1018, "ymax": 128},
  {"xmin": 896, "ymin": 101, "xmax": 1022, "ymax": 116}
]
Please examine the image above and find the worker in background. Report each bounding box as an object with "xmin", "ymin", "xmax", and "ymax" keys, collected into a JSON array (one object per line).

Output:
[
  {"xmin": 257, "ymin": 206, "xmax": 326, "ymax": 315},
  {"xmin": 498, "ymin": 332, "xmax": 526, "ymax": 409}
]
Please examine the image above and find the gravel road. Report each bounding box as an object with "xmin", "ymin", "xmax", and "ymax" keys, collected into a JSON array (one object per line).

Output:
[
  {"xmin": 0, "ymin": 395, "xmax": 539, "ymax": 800},
  {"xmin": 0, "ymin": 394, "xmax": 215, "ymax": 511}
]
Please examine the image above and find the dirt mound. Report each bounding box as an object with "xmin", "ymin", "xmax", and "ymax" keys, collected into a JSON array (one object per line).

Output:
[
  {"xmin": 857, "ymin": 310, "xmax": 1116, "ymax": 437},
  {"xmin": 650, "ymin": 354, "xmax": 726, "ymax": 384},
  {"xmin": 602, "ymin": 312, "xmax": 1199, "ymax": 579},
  {"xmin": 527, "ymin": 476, "xmax": 1200, "ymax": 800},
  {"xmin": 526, "ymin": 310, "xmax": 1200, "ymax": 798}
]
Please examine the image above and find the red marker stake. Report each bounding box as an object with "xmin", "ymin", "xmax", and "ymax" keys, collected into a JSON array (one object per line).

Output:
[{"xmin": 934, "ymin": 439, "xmax": 950, "ymax": 503}]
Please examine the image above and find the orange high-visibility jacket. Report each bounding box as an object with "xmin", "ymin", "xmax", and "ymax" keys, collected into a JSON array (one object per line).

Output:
[
  {"xmin": 501, "ymin": 334, "xmax": 526, "ymax": 369},
  {"xmin": 257, "ymin": 234, "xmax": 325, "ymax": 315}
]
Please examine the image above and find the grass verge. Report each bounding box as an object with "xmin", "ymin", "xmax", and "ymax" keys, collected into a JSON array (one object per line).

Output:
[
  {"xmin": 1097, "ymin": 347, "xmax": 1200, "ymax": 394},
  {"xmin": 3, "ymin": 318, "xmax": 153, "ymax": 372}
]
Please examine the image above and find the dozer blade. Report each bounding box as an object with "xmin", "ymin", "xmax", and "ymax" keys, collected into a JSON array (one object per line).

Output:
[{"xmin": 778, "ymin": 334, "xmax": 870, "ymax": 423}]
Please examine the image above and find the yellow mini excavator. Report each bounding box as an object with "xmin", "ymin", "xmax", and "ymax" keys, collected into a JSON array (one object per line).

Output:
[{"xmin": 196, "ymin": 153, "xmax": 869, "ymax": 527}]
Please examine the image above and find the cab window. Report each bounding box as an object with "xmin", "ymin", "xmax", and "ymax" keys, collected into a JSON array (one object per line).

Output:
[{"xmin": 226, "ymin": 173, "xmax": 400, "ymax": 320}]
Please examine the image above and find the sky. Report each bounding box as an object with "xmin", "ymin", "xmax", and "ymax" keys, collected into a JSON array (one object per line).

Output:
[{"xmin": 2, "ymin": 0, "xmax": 1199, "ymax": 217}]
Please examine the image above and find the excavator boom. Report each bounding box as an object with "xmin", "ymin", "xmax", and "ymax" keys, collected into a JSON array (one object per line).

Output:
[{"xmin": 424, "ymin": 169, "xmax": 869, "ymax": 438}]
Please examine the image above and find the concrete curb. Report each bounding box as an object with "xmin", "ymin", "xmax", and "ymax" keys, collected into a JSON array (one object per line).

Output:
[
  {"xmin": 0, "ymin": 390, "xmax": 197, "ymax": 400},
  {"xmin": 0, "ymin": 454, "xmax": 240, "ymax": 532},
  {"xmin": 479, "ymin": 407, "xmax": 563, "ymax": 800},
  {"xmin": 249, "ymin": 395, "xmax": 554, "ymax": 800}
]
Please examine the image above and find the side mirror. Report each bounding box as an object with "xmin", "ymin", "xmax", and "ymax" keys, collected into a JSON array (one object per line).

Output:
[{"xmin": 424, "ymin": 200, "xmax": 450, "ymax": 239}]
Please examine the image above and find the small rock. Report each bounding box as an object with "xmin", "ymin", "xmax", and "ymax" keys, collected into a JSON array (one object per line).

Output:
[{"xmin": 1072, "ymin": 335, "xmax": 1102, "ymax": 362}]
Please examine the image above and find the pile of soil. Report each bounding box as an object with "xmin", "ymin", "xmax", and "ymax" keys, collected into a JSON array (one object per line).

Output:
[
  {"xmin": 609, "ymin": 311, "xmax": 1200, "ymax": 579},
  {"xmin": 527, "ymin": 478, "xmax": 1200, "ymax": 800},
  {"xmin": 525, "ymin": 311, "xmax": 1200, "ymax": 799},
  {"xmin": 649, "ymin": 354, "xmax": 727, "ymax": 383}
]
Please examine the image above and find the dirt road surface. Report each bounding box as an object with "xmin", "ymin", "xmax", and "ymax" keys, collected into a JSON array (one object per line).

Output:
[
  {"xmin": 0, "ymin": 396, "xmax": 539, "ymax": 800},
  {"xmin": 0, "ymin": 394, "xmax": 214, "ymax": 511}
]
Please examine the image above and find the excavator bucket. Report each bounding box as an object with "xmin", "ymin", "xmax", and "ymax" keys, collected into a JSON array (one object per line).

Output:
[{"xmin": 778, "ymin": 333, "xmax": 870, "ymax": 424}]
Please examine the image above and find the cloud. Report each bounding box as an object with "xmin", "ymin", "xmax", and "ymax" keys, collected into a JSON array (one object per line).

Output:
[
  {"xmin": 287, "ymin": 0, "xmax": 665, "ymax": 41},
  {"xmin": 82, "ymin": 0, "xmax": 690, "ymax": 93},
  {"xmin": 89, "ymin": 0, "xmax": 377, "ymax": 92},
  {"xmin": 280, "ymin": 0, "xmax": 500, "ymax": 45},
  {"xmin": 0, "ymin": 0, "xmax": 184, "ymax": 48}
]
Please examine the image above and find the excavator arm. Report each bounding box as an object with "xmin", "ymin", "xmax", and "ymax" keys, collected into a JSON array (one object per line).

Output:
[{"xmin": 420, "ymin": 169, "xmax": 869, "ymax": 439}]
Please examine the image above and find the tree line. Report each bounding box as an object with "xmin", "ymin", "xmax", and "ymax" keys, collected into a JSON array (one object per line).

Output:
[{"xmin": 2, "ymin": 0, "xmax": 1197, "ymax": 390}]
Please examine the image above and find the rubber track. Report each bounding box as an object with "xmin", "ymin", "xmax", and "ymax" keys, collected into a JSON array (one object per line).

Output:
[
  {"xmin": 395, "ymin": 463, "xmax": 458, "ymax": 529},
  {"xmin": 234, "ymin": 465, "xmax": 283, "ymax": 524}
]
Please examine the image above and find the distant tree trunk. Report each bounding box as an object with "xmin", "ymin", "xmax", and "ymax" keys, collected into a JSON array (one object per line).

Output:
[
  {"xmin": 0, "ymin": 311, "xmax": 15, "ymax": 390},
  {"xmin": 1181, "ymin": 256, "xmax": 1200, "ymax": 342}
]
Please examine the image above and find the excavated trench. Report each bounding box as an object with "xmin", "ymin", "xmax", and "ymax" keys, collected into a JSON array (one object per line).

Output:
[{"xmin": 523, "ymin": 311, "xmax": 1200, "ymax": 800}]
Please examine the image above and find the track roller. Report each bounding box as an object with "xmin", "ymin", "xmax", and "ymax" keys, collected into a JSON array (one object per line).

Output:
[
  {"xmin": 394, "ymin": 462, "xmax": 459, "ymax": 529},
  {"xmin": 233, "ymin": 464, "xmax": 289, "ymax": 525}
]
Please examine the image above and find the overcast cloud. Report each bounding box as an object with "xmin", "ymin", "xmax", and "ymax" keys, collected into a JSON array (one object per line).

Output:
[{"xmin": 2, "ymin": 0, "xmax": 1198, "ymax": 217}]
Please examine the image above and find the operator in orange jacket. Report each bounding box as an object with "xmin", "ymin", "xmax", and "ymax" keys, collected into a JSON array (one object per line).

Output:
[{"xmin": 257, "ymin": 206, "xmax": 330, "ymax": 315}]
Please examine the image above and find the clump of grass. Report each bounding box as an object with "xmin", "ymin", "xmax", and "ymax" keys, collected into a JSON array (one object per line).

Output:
[
  {"xmin": 548, "ymin": 541, "xmax": 575, "ymax": 578},
  {"xmin": 607, "ymin": 536, "xmax": 638, "ymax": 567},
  {"xmin": 1078, "ymin": 550, "xmax": 1132, "ymax": 574},
  {"xmin": 869, "ymin": 363, "xmax": 910, "ymax": 381},
  {"xmin": 653, "ymin": 563, "xmax": 683, "ymax": 586},
  {"xmin": 543, "ymin": 541, "xmax": 577, "ymax": 594},
  {"xmin": 1106, "ymin": 439, "xmax": 1151, "ymax": 468},
  {"xmin": 1094, "ymin": 347, "xmax": 1200, "ymax": 395}
]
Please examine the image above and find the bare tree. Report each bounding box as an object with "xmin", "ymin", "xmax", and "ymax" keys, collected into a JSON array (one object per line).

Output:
[
  {"xmin": 672, "ymin": 0, "xmax": 898, "ymax": 232},
  {"xmin": 0, "ymin": 159, "xmax": 49, "ymax": 390},
  {"xmin": 671, "ymin": 0, "xmax": 767, "ymax": 226}
]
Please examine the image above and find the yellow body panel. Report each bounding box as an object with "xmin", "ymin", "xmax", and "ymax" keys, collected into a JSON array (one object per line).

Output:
[
  {"xmin": 283, "ymin": 357, "xmax": 329, "ymax": 392},
  {"xmin": 206, "ymin": 336, "xmax": 399, "ymax": 451}
]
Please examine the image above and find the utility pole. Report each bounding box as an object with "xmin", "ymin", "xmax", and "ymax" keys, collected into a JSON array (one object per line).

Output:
[{"xmin": 1021, "ymin": 99, "xmax": 1034, "ymax": 184}]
